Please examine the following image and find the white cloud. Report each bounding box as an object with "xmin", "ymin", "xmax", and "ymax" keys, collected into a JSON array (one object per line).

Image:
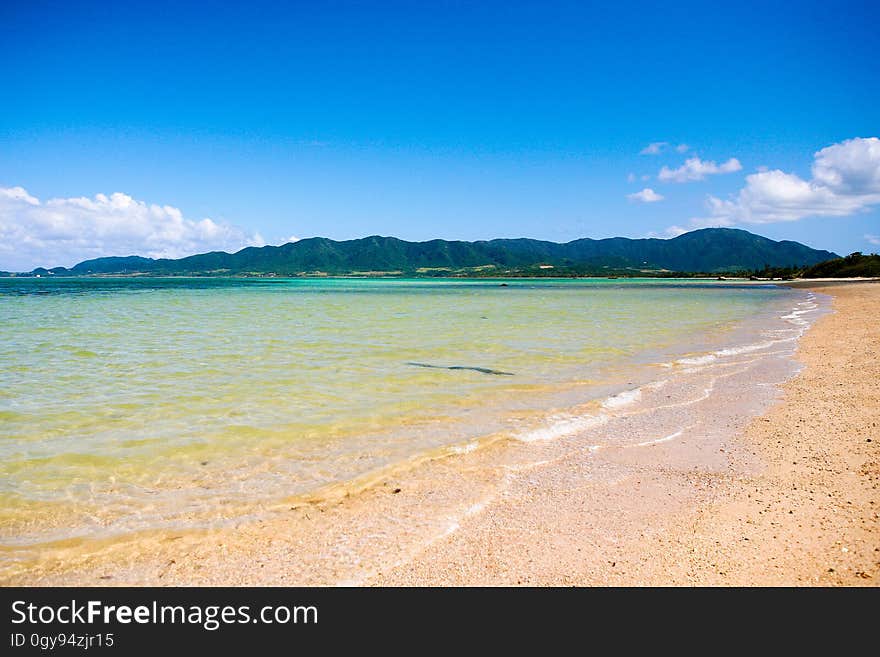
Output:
[
  {"xmin": 627, "ymin": 188, "xmax": 664, "ymax": 203},
  {"xmin": 640, "ymin": 142, "xmax": 689, "ymax": 156},
  {"xmin": 811, "ymin": 136, "xmax": 880, "ymax": 195},
  {"xmin": 0, "ymin": 186, "xmax": 40, "ymax": 205},
  {"xmin": 645, "ymin": 225, "xmax": 688, "ymax": 238},
  {"xmin": 286, "ymin": 235, "xmax": 300, "ymax": 243},
  {"xmin": 0, "ymin": 186, "xmax": 266, "ymax": 272},
  {"xmin": 655, "ymin": 216, "xmax": 733, "ymax": 241},
  {"xmin": 640, "ymin": 142, "xmax": 668, "ymax": 155},
  {"xmin": 865, "ymin": 234, "xmax": 880, "ymax": 246},
  {"xmin": 658, "ymin": 156, "xmax": 742, "ymax": 183},
  {"xmin": 627, "ymin": 172, "xmax": 636, "ymax": 183},
  {"xmin": 702, "ymin": 137, "xmax": 880, "ymax": 224}
]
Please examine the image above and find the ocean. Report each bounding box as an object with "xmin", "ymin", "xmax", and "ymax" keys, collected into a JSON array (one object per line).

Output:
[{"xmin": 0, "ymin": 277, "xmax": 824, "ymax": 573}]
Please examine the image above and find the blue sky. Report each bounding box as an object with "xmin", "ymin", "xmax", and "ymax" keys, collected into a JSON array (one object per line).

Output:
[{"xmin": 1, "ymin": 0, "xmax": 878, "ymax": 270}]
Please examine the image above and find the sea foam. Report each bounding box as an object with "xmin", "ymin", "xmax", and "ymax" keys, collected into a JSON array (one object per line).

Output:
[
  {"xmin": 514, "ymin": 413, "xmax": 609, "ymax": 443},
  {"xmin": 602, "ymin": 388, "xmax": 642, "ymax": 409}
]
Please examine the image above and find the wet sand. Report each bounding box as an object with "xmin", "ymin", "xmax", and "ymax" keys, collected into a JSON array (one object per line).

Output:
[{"xmin": 4, "ymin": 282, "xmax": 877, "ymax": 586}]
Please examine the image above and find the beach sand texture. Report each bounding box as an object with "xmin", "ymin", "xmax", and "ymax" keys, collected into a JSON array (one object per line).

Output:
[{"xmin": 4, "ymin": 282, "xmax": 877, "ymax": 586}]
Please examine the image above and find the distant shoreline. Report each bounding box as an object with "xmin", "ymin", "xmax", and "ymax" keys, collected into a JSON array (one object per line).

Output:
[
  {"xmin": 781, "ymin": 277, "xmax": 880, "ymax": 287},
  {"xmin": 4, "ymin": 272, "xmax": 878, "ymax": 283}
]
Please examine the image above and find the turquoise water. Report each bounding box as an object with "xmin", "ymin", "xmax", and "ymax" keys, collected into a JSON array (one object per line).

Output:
[{"xmin": 0, "ymin": 277, "xmax": 800, "ymax": 550}]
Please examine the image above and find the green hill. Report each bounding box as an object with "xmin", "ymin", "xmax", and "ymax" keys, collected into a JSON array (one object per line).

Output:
[
  {"xmin": 802, "ymin": 252, "xmax": 880, "ymax": 278},
  {"xmin": 29, "ymin": 228, "xmax": 837, "ymax": 277}
]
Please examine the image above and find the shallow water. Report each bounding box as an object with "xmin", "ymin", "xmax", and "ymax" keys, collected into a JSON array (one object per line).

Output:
[{"xmin": 0, "ymin": 277, "xmax": 820, "ymax": 560}]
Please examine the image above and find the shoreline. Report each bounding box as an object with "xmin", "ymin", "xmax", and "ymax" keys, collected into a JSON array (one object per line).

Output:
[
  {"xmin": 374, "ymin": 281, "xmax": 878, "ymax": 585},
  {"xmin": 5, "ymin": 274, "xmax": 879, "ymax": 282},
  {"xmin": 2, "ymin": 282, "xmax": 876, "ymax": 586}
]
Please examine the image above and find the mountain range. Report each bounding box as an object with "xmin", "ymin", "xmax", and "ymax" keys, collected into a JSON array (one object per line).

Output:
[{"xmin": 14, "ymin": 228, "xmax": 838, "ymax": 277}]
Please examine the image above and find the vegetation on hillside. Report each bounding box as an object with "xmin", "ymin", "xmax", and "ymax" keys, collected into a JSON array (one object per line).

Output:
[
  {"xmin": 801, "ymin": 252, "xmax": 880, "ymax": 278},
  {"xmin": 4, "ymin": 228, "xmax": 838, "ymax": 278}
]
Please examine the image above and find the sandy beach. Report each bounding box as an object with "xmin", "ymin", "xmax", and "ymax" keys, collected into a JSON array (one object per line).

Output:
[
  {"xmin": 374, "ymin": 281, "xmax": 880, "ymax": 585},
  {"xmin": 4, "ymin": 281, "xmax": 877, "ymax": 587}
]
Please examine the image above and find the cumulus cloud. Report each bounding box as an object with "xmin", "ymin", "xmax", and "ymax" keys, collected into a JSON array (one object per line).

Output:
[
  {"xmin": 627, "ymin": 188, "xmax": 664, "ymax": 203},
  {"xmin": 0, "ymin": 186, "xmax": 266, "ymax": 272},
  {"xmin": 640, "ymin": 142, "xmax": 668, "ymax": 155},
  {"xmin": 675, "ymin": 144, "xmax": 689, "ymax": 153},
  {"xmin": 702, "ymin": 137, "xmax": 880, "ymax": 224},
  {"xmin": 658, "ymin": 156, "xmax": 742, "ymax": 183}
]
